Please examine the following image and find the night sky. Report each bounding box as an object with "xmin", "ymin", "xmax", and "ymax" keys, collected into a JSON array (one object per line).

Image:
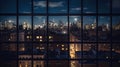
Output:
[{"xmin": 0, "ymin": 0, "xmax": 120, "ymax": 25}]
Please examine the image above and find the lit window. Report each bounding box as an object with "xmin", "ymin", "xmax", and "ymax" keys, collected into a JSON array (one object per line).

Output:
[
  {"xmin": 40, "ymin": 36, "xmax": 42, "ymax": 39},
  {"xmin": 40, "ymin": 39, "xmax": 42, "ymax": 42},
  {"xmin": 49, "ymin": 36, "xmax": 52, "ymax": 39},
  {"xmin": 62, "ymin": 45, "xmax": 64, "ymax": 47},
  {"xmin": 62, "ymin": 48, "xmax": 64, "ymax": 50},
  {"xmin": 36, "ymin": 47, "xmax": 39, "ymax": 49},
  {"xmin": 36, "ymin": 36, "xmax": 39, "ymax": 39},
  {"xmin": 26, "ymin": 36, "xmax": 29, "ymax": 39}
]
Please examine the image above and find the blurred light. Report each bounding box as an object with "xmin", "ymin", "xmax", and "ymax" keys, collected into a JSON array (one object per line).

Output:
[
  {"xmin": 8, "ymin": 20, "xmax": 12, "ymax": 23},
  {"xmin": 36, "ymin": 36, "xmax": 39, "ymax": 39},
  {"xmin": 74, "ymin": 18, "xmax": 77, "ymax": 21},
  {"xmin": 62, "ymin": 31, "xmax": 67, "ymax": 34}
]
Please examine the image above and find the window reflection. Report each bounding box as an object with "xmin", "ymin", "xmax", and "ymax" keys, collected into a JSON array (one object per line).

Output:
[
  {"xmin": 19, "ymin": 16, "xmax": 32, "ymax": 42},
  {"xmin": 112, "ymin": 16, "xmax": 120, "ymax": 42},
  {"xmin": 98, "ymin": 16, "xmax": 110, "ymax": 42},
  {"xmin": 83, "ymin": 16, "xmax": 96, "ymax": 42},
  {"xmin": 48, "ymin": 43, "xmax": 68, "ymax": 59},
  {"xmin": 0, "ymin": 0, "xmax": 16, "ymax": 13},
  {"xmin": 49, "ymin": 0, "xmax": 67, "ymax": 13},
  {"xmin": 49, "ymin": 16, "xmax": 68, "ymax": 42},
  {"xmin": 0, "ymin": 16, "xmax": 17, "ymax": 42},
  {"xmin": 83, "ymin": 0, "xmax": 96, "ymax": 14},
  {"xmin": 69, "ymin": 16, "xmax": 81, "ymax": 42}
]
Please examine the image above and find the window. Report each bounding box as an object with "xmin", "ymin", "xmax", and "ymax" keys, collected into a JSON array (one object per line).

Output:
[{"xmin": 0, "ymin": 0, "xmax": 120, "ymax": 67}]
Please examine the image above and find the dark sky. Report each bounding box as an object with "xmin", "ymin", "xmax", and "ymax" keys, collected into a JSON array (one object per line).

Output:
[{"xmin": 0, "ymin": 0, "xmax": 120, "ymax": 25}]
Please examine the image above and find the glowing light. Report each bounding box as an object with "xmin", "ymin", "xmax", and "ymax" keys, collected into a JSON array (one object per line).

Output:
[
  {"xmin": 36, "ymin": 36, "xmax": 39, "ymax": 39},
  {"xmin": 74, "ymin": 18, "xmax": 77, "ymax": 21},
  {"xmin": 8, "ymin": 20, "xmax": 12, "ymax": 23},
  {"xmin": 62, "ymin": 31, "xmax": 67, "ymax": 34}
]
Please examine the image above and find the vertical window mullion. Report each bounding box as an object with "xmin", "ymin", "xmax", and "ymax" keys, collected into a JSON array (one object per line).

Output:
[
  {"xmin": 16, "ymin": 0, "xmax": 19, "ymax": 67},
  {"xmin": 46, "ymin": 0, "xmax": 49, "ymax": 67},
  {"xmin": 81, "ymin": 0, "xmax": 83, "ymax": 67},
  {"xmin": 68, "ymin": 0, "xmax": 70, "ymax": 67},
  {"xmin": 31, "ymin": 0, "xmax": 34, "ymax": 67},
  {"xmin": 110, "ymin": 0, "xmax": 113, "ymax": 67}
]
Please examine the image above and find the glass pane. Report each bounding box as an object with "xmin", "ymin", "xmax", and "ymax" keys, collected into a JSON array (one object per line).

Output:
[
  {"xmin": 83, "ymin": 43, "xmax": 97, "ymax": 59},
  {"xmin": 0, "ymin": 16, "xmax": 17, "ymax": 42},
  {"xmin": 83, "ymin": 16, "xmax": 96, "ymax": 42},
  {"xmin": 98, "ymin": 43, "xmax": 111, "ymax": 59},
  {"xmin": 48, "ymin": 0, "xmax": 67, "ymax": 13},
  {"xmin": 34, "ymin": 61, "xmax": 47, "ymax": 67},
  {"xmin": 112, "ymin": 16, "xmax": 120, "ymax": 42},
  {"xmin": 70, "ymin": 43, "xmax": 81, "ymax": 59},
  {"xmin": 112, "ymin": 0, "xmax": 120, "ymax": 13},
  {"xmin": 48, "ymin": 43, "xmax": 68, "ymax": 59},
  {"xmin": 18, "ymin": 43, "xmax": 32, "ymax": 60},
  {"xmin": 33, "ymin": 0, "xmax": 46, "ymax": 13},
  {"xmin": 19, "ymin": 0, "xmax": 31, "ymax": 13},
  {"xmin": 69, "ymin": 0, "xmax": 81, "ymax": 14},
  {"xmin": 112, "ymin": 43, "xmax": 120, "ymax": 60},
  {"xmin": 49, "ymin": 16, "xmax": 68, "ymax": 42},
  {"xmin": 69, "ymin": 16, "xmax": 81, "ymax": 42},
  {"xmin": 112, "ymin": 61, "xmax": 120, "ymax": 67},
  {"xmin": 83, "ymin": 60, "xmax": 96, "ymax": 67},
  {"xmin": 0, "ymin": 43, "xmax": 17, "ymax": 67},
  {"xmin": 98, "ymin": 0, "xmax": 110, "ymax": 13},
  {"xmin": 98, "ymin": 61, "xmax": 110, "ymax": 67},
  {"xmin": 98, "ymin": 16, "xmax": 110, "ymax": 42},
  {"xmin": 0, "ymin": 61, "xmax": 17, "ymax": 67},
  {"xmin": 0, "ymin": 0, "xmax": 16, "ymax": 13},
  {"xmin": 19, "ymin": 60, "xmax": 32, "ymax": 67},
  {"xmin": 83, "ymin": 0, "xmax": 96, "ymax": 14},
  {"xmin": 33, "ymin": 16, "xmax": 47, "ymax": 42},
  {"xmin": 19, "ymin": 16, "xmax": 32, "ymax": 42},
  {"xmin": 48, "ymin": 61, "xmax": 69, "ymax": 67},
  {"xmin": 33, "ymin": 43, "xmax": 47, "ymax": 59},
  {"xmin": 70, "ymin": 61, "xmax": 81, "ymax": 67}
]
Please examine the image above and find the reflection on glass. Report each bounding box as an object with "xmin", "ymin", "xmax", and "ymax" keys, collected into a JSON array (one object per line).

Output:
[
  {"xmin": 83, "ymin": 43, "xmax": 97, "ymax": 59},
  {"xmin": 33, "ymin": 43, "xmax": 46, "ymax": 59},
  {"xmin": 0, "ymin": 16, "xmax": 17, "ymax": 42},
  {"xmin": 49, "ymin": 16, "xmax": 68, "ymax": 42},
  {"xmin": 98, "ymin": 61, "xmax": 110, "ymax": 67},
  {"xmin": 19, "ymin": 60, "xmax": 31, "ymax": 67},
  {"xmin": 48, "ymin": 61, "xmax": 68, "ymax": 67},
  {"xmin": 112, "ymin": 16, "xmax": 120, "ymax": 42},
  {"xmin": 49, "ymin": 0, "xmax": 67, "ymax": 13},
  {"xmin": 83, "ymin": 16, "xmax": 96, "ymax": 42},
  {"xmin": 70, "ymin": 60, "xmax": 97, "ymax": 67},
  {"xmin": 33, "ymin": 16, "xmax": 47, "ymax": 42},
  {"xmin": 48, "ymin": 43, "xmax": 68, "ymax": 59},
  {"xmin": 19, "ymin": 0, "xmax": 31, "ymax": 13},
  {"xmin": 70, "ymin": 61, "xmax": 81, "ymax": 67},
  {"xmin": 33, "ymin": 0, "xmax": 46, "ymax": 13},
  {"xmin": 70, "ymin": 43, "xmax": 81, "ymax": 59},
  {"xmin": 98, "ymin": 16, "xmax": 110, "ymax": 42},
  {"xmin": 112, "ymin": 0, "xmax": 120, "ymax": 13},
  {"xmin": 18, "ymin": 43, "xmax": 32, "ymax": 60},
  {"xmin": 98, "ymin": 43, "xmax": 110, "ymax": 59},
  {"xmin": 98, "ymin": 0, "xmax": 110, "ymax": 13},
  {"xmin": 19, "ymin": 16, "xmax": 32, "ymax": 42},
  {"xmin": 0, "ymin": 0, "xmax": 16, "ymax": 13},
  {"xmin": 69, "ymin": 16, "xmax": 81, "ymax": 42},
  {"xmin": 112, "ymin": 43, "xmax": 120, "ymax": 59},
  {"xmin": 34, "ymin": 61, "xmax": 47, "ymax": 67},
  {"xmin": 69, "ymin": 0, "xmax": 81, "ymax": 14},
  {"xmin": 83, "ymin": 0, "xmax": 96, "ymax": 14}
]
